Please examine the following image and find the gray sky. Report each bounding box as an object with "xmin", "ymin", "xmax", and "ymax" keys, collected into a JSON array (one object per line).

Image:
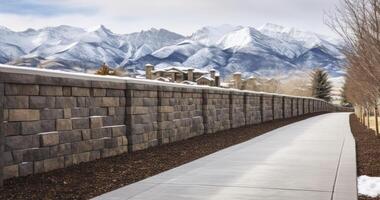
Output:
[{"xmin": 0, "ymin": 0, "xmax": 342, "ymax": 36}]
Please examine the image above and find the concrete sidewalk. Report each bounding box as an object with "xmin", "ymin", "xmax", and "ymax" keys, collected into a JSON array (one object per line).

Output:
[{"xmin": 93, "ymin": 113, "xmax": 357, "ymax": 200}]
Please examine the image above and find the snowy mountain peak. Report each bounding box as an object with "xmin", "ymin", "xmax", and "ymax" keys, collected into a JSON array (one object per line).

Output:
[
  {"xmin": 0, "ymin": 25, "xmax": 12, "ymax": 32},
  {"xmin": 259, "ymin": 23, "xmax": 286, "ymax": 33},
  {"xmin": 191, "ymin": 24, "xmax": 242, "ymax": 46},
  {"xmin": 0, "ymin": 24, "xmax": 344, "ymax": 78},
  {"xmin": 87, "ymin": 25, "xmax": 113, "ymax": 35}
]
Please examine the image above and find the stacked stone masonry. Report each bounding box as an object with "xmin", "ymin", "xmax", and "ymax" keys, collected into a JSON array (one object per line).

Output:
[{"xmin": 0, "ymin": 66, "xmax": 352, "ymax": 186}]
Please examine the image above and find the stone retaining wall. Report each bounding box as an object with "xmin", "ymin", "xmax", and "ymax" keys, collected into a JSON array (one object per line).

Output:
[{"xmin": 0, "ymin": 65, "xmax": 352, "ymax": 186}]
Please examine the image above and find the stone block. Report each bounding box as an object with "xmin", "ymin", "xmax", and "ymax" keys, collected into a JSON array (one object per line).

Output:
[
  {"xmin": 104, "ymin": 138, "xmax": 119, "ymax": 148},
  {"xmin": 72, "ymin": 117, "xmax": 90, "ymax": 130},
  {"xmin": 90, "ymin": 107, "xmax": 108, "ymax": 116},
  {"xmin": 71, "ymin": 141, "xmax": 92, "ymax": 153},
  {"xmin": 55, "ymin": 97, "xmax": 77, "ymax": 108},
  {"xmin": 64, "ymin": 155, "xmax": 73, "ymax": 167},
  {"xmin": 5, "ymin": 96, "xmax": 29, "ymax": 108},
  {"xmin": 64, "ymin": 108, "xmax": 72, "ymax": 119},
  {"xmin": 93, "ymin": 88, "xmax": 106, "ymax": 96},
  {"xmin": 111, "ymin": 125, "xmax": 126, "ymax": 137},
  {"xmin": 72, "ymin": 87, "xmax": 90, "ymax": 96},
  {"xmin": 2, "ymin": 122, "xmax": 21, "ymax": 136},
  {"xmin": 71, "ymin": 108, "xmax": 89, "ymax": 117},
  {"xmin": 95, "ymin": 97, "xmax": 120, "ymax": 107},
  {"xmin": 81, "ymin": 129, "xmax": 91, "ymax": 140},
  {"xmin": 72, "ymin": 152, "xmax": 90, "ymax": 165},
  {"xmin": 89, "ymin": 151, "xmax": 101, "ymax": 161},
  {"xmin": 63, "ymin": 87, "xmax": 72, "ymax": 96},
  {"xmin": 56, "ymin": 143, "xmax": 72, "ymax": 156},
  {"xmin": 59, "ymin": 130, "xmax": 82, "ymax": 143},
  {"xmin": 158, "ymin": 106, "xmax": 174, "ymax": 113},
  {"xmin": 115, "ymin": 107, "xmax": 125, "ymax": 116},
  {"xmin": 143, "ymin": 98, "xmax": 157, "ymax": 106},
  {"xmin": 93, "ymin": 81, "xmax": 126, "ymax": 89},
  {"xmin": 23, "ymin": 147, "xmax": 50, "ymax": 161},
  {"xmin": 101, "ymin": 146, "xmax": 128, "ymax": 158},
  {"xmin": 102, "ymin": 116, "xmax": 113, "ymax": 126},
  {"xmin": 132, "ymin": 106, "xmax": 149, "ymax": 114},
  {"xmin": 3, "ymin": 164, "xmax": 18, "ymax": 179},
  {"xmin": 34, "ymin": 161, "xmax": 44, "ymax": 174},
  {"xmin": 106, "ymin": 89, "xmax": 125, "ymax": 97},
  {"xmin": 41, "ymin": 120, "xmax": 56, "ymax": 132},
  {"xmin": 56, "ymin": 119, "xmax": 72, "ymax": 131},
  {"xmin": 21, "ymin": 121, "xmax": 42, "ymax": 135},
  {"xmin": 121, "ymin": 136, "xmax": 128, "ymax": 146},
  {"xmin": 44, "ymin": 157, "xmax": 64, "ymax": 172},
  {"xmin": 3, "ymin": 151, "xmax": 13, "ymax": 166},
  {"xmin": 40, "ymin": 85, "xmax": 63, "ymax": 96},
  {"xmin": 41, "ymin": 109, "xmax": 64, "ymax": 120},
  {"xmin": 19, "ymin": 162, "xmax": 33, "ymax": 176},
  {"xmin": 5, "ymin": 135, "xmax": 39, "ymax": 150},
  {"xmin": 91, "ymin": 139, "xmax": 105, "ymax": 150},
  {"xmin": 8, "ymin": 109, "xmax": 40, "ymax": 121},
  {"xmin": 108, "ymin": 107, "xmax": 116, "ymax": 115},
  {"xmin": 11, "ymin": 150, "xmax": 23, "ymax": 163},
  {"xmin": 30, "ymin": 96, "xmax": 55, "ymax": 109},
  {"xmin": 77, "ymin": 97, "xmax": 87, "ymax": 107},
  {"xmin": 39, "ymin": 131, "xmax": 59, "ymax": 146},
  {"xmin": 5, "ymin": 84, "xmax": 39, "ymax": 96},
  {"xmin": 90, "ymin": 116, "xmax": 104, "ymax": 129},
  {"xmin": 3, "ymin": 109, "xmax": 8, "ymax": 121},
  {"xmin": 91, "ymin": 127, "xmax": 111, "ymax": 139}
]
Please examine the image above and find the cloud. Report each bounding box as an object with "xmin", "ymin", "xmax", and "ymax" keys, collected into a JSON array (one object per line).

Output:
[
  {"xmin": 0, "ymin": 0, "xmax": 95, "ymax": 16},
  {"xmin": 0, "ymin": 0, "xmax": 342, "ymax": 36}
]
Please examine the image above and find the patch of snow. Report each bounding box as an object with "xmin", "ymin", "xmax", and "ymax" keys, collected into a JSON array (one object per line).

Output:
[
  {"xmin": 190, "ymin": 24, "xmax": 242, "ymax": 46},
  {"xmin": 358, "ymin": 175, "xmax": 380, "ymax": 198}
]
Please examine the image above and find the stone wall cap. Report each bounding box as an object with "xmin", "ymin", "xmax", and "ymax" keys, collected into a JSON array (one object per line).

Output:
[{"xmin": 0, "ymin": 64, "xmax": 327, "ymax": 103}]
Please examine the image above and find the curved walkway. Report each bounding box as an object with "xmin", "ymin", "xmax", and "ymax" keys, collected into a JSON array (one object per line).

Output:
[{"xmin": 93, "ymin": 113, "xmax": 357, "ymax": 200}]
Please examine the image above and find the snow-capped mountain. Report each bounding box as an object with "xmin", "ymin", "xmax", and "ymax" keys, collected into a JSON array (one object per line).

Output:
[{"xmin": 0, "ymin": 24, "xmax": 344, "ymax": 77}]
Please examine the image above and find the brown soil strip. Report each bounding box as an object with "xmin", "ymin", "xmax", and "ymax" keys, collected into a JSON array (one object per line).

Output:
[
  {"xmin": 0, "ymin": 112, "xmax": 325, "ymax": 200},
  {"xmin": 350, "ymin": 114, "xmax": 380, "ymax": 200}
]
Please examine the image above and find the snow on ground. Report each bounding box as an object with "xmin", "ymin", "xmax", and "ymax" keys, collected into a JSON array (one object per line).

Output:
[{"xmin": 358, "ymin": 175, "xmax": 380, "ymax": 198}]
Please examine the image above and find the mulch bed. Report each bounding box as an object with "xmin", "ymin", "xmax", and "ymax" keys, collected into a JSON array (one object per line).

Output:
[
  {"xmin": 0, "ymin": 112, "xmax": 325, "ymax": 200},
  {"xmin": 350, "ymin": 114, "xmax": 380, "ymax": 200}
]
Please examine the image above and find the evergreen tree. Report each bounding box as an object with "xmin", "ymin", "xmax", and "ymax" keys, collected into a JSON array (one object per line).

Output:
[
  {"xmin": 310, "ymin": 69, "xmax": 332, "ymax": 102},
  {"xmin": 340, "ymin": 82, "xmax": 352, "ymax": 106}
]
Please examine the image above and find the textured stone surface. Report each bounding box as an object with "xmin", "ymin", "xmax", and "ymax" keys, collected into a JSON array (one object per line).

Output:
[
  {"xmin": 41, "ymin": 109, "xmax": 64, "ymax": 120},
  {"xmin": 44, "ymin": 157, "xmax": 64, "ymax": 171},
  {"xmin": 39, "ymin": 132, "xmax": 59, "ymax": 147},
  {"xmin": 8, "ymin": 109, "xmax": 40, "ymax": 121},
  {"xmin": 40, "ymin": 85, "xmax": 63, "ymax": 96},
  {"xmin": 72, "ymin": 87, "xmax": 90, "ymax": 96},
  {"xmin": 3, "ymin": 122, "xmax": 21, "ymax": 136},
  {"xmin": 57, "ymin": 119, "xmax": 72, "ymax": 131},
  {"xmin": 0, "ymin": 69, "xmax": 345, "ymax": 184},
  {"xmin": 72, "ymin": 117, "xmax": 90, "ymax": 130},
  {"xmin": 5, "ymin": 135, "xmax": 39, "ymax": 150},
  {"xmin": 5, "ymin": 96, "xmax": 29, "ymax": 109},
  {"xmin": 90, "ymin": 116, "xmax": 104, "ymax": 129},
  {"xmin": 59, "ymin": 130, "xmax": 82, "ymax": 143},
  {"xmin": 0, "ymin": 83, "xmax": 3, "ymax": 187},
  {"xmin": 5, "ymin": 84, "xmax": 39, "ymax": 96},
  {"xmin": 21, "ymin": 121, "xmax": 42, "ymax": 135},
  {"xmin": 3, "ymin": 164, "xmax": 18, "ymax": 179},
  {"xmin": 19, "ymin": 162, "xmax": 33, "ymax": 176},
  {"xmin": 55, "ymin": 97, "xmax": 77, "ymax": 108},
  {"xmin": 30, "ymin": 96, "xmax": 55, "ymax": 109}
]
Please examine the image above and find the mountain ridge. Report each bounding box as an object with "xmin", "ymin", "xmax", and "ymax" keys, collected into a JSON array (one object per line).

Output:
[{"xmin": 0, "ymin": 24, "xmax": 344, "ymax": 77}]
